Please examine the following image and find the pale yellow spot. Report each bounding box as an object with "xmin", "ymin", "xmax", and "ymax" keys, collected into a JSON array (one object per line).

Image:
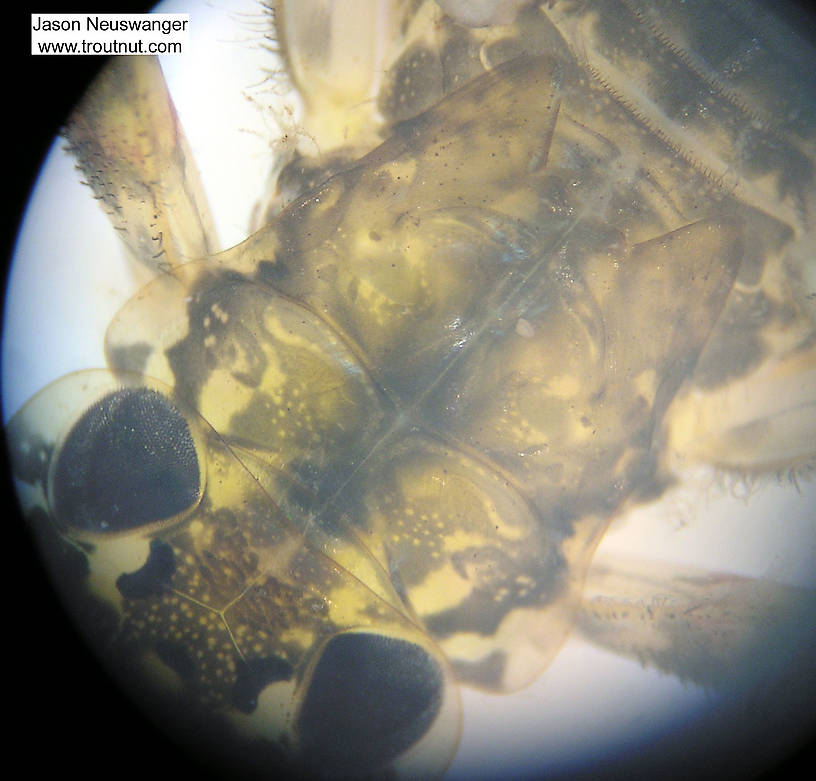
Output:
[
  {"xmin": 408, "ymin": 562, "xmax": 473, "ymax": 616},
  {"xmin": 515, "ymin": 318, "xmax": 535, "ymax": 338},
  {"xmin": 634, "ymin": 368, "xmax": 658, "ymax": 403},
  {"xmin": 544, "ymin": 374, "xmax": 582, "ymax": 398}
]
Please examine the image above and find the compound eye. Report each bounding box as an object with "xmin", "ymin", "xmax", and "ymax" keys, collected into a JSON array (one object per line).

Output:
[
  {"xmin": 296, "ymin": 632, "xmax": 445, "ymax": 776},
  {"xmin": 50, "ymin": 386, "xmax": 203, "ymax": 535}
]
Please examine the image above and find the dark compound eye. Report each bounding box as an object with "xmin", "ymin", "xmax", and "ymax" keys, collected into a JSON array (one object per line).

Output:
[
  {"xmin": 51, "ymin": 387, "xmax": 201, "ymax": 533},
  {"xmin": 297, "ymin": 632, "xmax": 443, "ymax": 776}
]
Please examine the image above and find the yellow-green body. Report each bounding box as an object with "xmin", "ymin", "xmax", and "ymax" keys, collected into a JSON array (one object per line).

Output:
[{"xmin": 6, "ymin": 1, "xmax": 816, "ymax": 777}]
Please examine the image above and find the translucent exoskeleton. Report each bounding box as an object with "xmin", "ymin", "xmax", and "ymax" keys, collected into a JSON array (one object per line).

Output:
[{"xmin": 4, "ymin": 1, "xmax": 816, "ymax": 778}]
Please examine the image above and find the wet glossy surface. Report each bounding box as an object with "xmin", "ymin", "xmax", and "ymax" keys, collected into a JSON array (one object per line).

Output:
[{"xmin": 4, "ymin": 1, "xmax": 816, "ymax": 778}]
